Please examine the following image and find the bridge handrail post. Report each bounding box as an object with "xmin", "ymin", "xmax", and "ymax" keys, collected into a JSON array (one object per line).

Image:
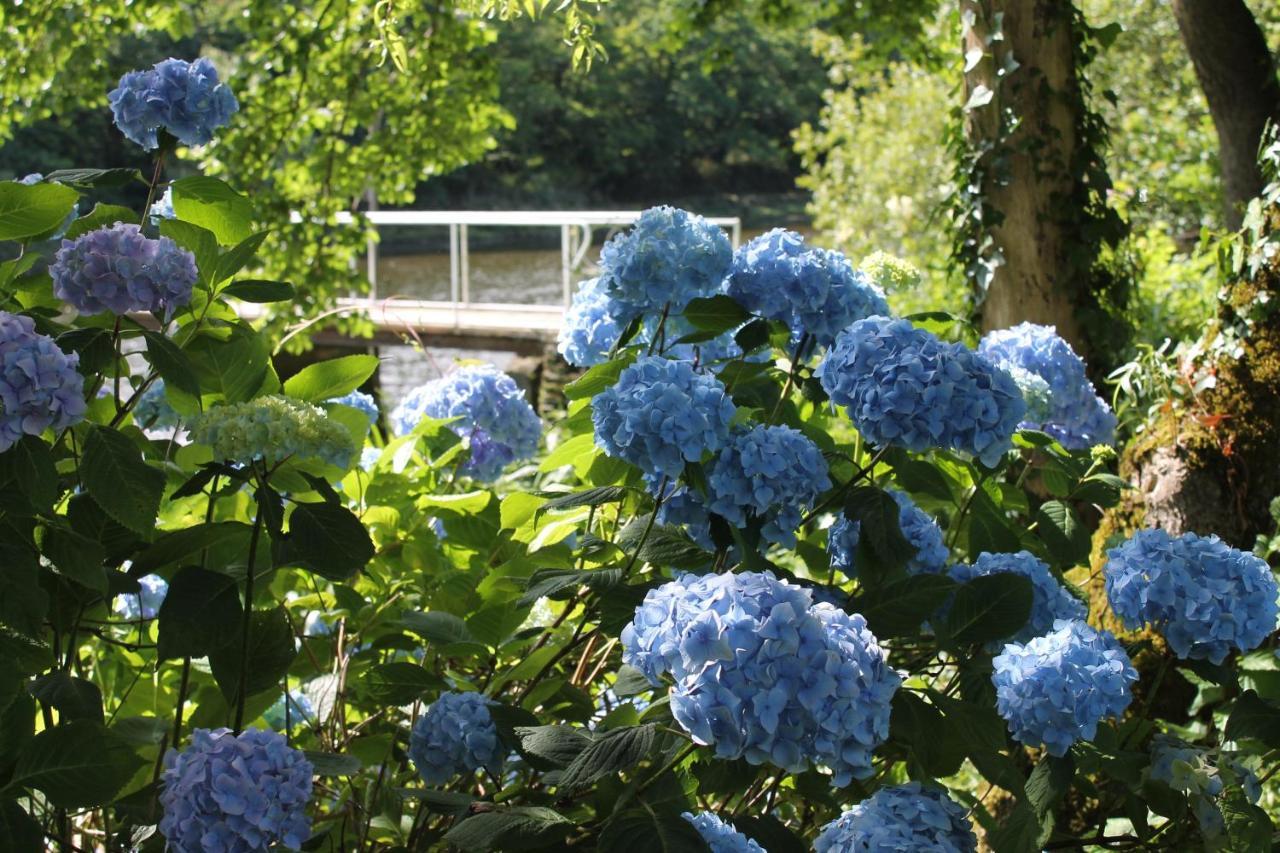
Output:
[{"xmin": 449, "ymin": 222, "xmax": 461, "ymax": 330}]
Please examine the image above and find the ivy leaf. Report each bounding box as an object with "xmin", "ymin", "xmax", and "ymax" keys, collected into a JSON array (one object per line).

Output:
[
  {"xmin": 943, "ymin": 573, "xmax": 1033, "ymax": 646},
  {"xmin": 6, "ymin": 721, "xmax": 144, "ymax": 807},
  {"xmin": 81, "ymin": 426, "xmax": 164, "ymax": 536},
  {"xmin": 283, "ymin": 354, "xmax": 380, "ymax": 403},
  {"xmin": 442, "ymin": 807, "xmax": 574, "ymax": 851}
]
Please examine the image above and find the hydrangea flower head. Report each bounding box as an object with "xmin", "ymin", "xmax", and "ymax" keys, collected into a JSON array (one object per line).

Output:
[
  {"xmin": 948, "ymin": 551, "xmax": 1087, "ymax": 646},
  {"xmin": 828, "ymin": 488, "xmax": 948, "ymax": 578},
  {"xmin": 390, "ymin": 365, "xmax": 540, "ymax": 482},
  {"xmin": 992, "ymin": 619, "xmax": 1136, "ymax": 756},
  {"xmin": 326, "ymin": 390, "xmax": 378, "ymax": 426},
  {"xmin": 682, "ymin": 812, "xmax": 764, "ymax": 852},
  {"xmin": 814, "ymin": 782, "xmax": 977, "ymax": 852},
  {"xmin": 263, "ymin": 690, "xmax": 316, "ymax": 733},
  {"xmin": 592, "ymin": 356, "xmax": 735, "ymax": 479},
  {"xmin": 0, "ymin": 312, "xmax": 86, "ymax": 451},
  {"xmin": 706, "ymin": 425, "xmax": 830, "ymax": 547},
  {"xmin": 134, "ymin": 380, "xmax": 184, "ymax": 430},
  {"xmin": 113, "ymin": 573, "xmax": 169, "ymax": 621},
  {"xmin": 621, "ymin": 571, "xmax": 901, "ymax": 785},
  {"xmin": 600, "ymin": 206, "xmax": 732, "ymax": 316},
  {"xmin": 1104, "ymin": 529, "xmax": 1279, "ymax": 663},
  {"xmin": 409, "ymin": 691, "xmax": 505, "ymax": 785},
  {"xmin": 190, "ymin": 395, "xmax": 356, "ymax": 469},
  {"xmin": 109, "ymin": 57, "xmax": 238, "ymax": 150},
  {"xmin": 150, "ymin": 186, "xmax": 176, "ymax": 224},
  {"xmin": 978, "ymin": 323, "xmax": 1116, "ymax": 449},
  {"xmin": 817, "ymin": 316, "xmax": 1025, "ymax": 467},
  {"xmin": 558, "ymin": 277, "xmax": 630, "ymax": 367},
  {"xmin": 51, "ymin": 223, "xmax": 197, "ymax": 316},
  {"xmin": 859, "ymin": 251, "xmax": 923, "ymax": 294},
  {"xmin": 1147, "ymin": 735, "xmax": 1262, "ymax": 841},
  {"xmin": 159, "ymin": 727, "xmax": 312, "ymax": 851},
  {"xmin": 726, "ymin": 230, "xmax": 890, "ymax": 346}
]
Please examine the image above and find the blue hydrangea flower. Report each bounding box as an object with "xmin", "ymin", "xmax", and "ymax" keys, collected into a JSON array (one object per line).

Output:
[
  {"xmin": 109, "ymin": 57, "xmax": 238, "ymax": 150},
  {"xmin": 600, "ymin": 206, "xmax": 732, "ymax": 317},
  {"xmin": 621, "ymin": 571, "xmax": 901, "ymax": 786},
  {"xmin": 134, "ymin": 380, "xmax": 184, "ymax": 430},
  {"xmin": 159, "ymin": 727, "xmax": 313, "ymax": 852},
  {"xmin": 816, "ymin": 316, "xmax": 1025, "ymax": 467},
  {"xmin": 0, "ymin": 311, "xmax": 86, "ymax": 452},
  {"xmin": 682, "ymin": 812, "xmax": 764, "ymax": 852},
  {"xmin": 558, "ymin": 277, "xmax": 630, "ymax": 367},
  {"xmin": 1148, "ymin": 735, "xmax": 1262, "ymax": 841},
  {"xmin": 978, "ymin": 323, "xmax": 1117, "ymax": 449},
  {"xmin": 326, "ymin": 390, "xmax": 378, "ymax": 426},
  {"xmin": 390, "ymin": 365, "xmax": 541, "ymax": 482},
  {"xmin": 705, "ymin": 425, "xmax": 830, "ymax": 547},
  {"xmin": 647, "ymin": 475, "xmax": 718, "ymax": 552},
  {"xmin": 727, "ymin": 230, "xmax": 890, "ymax": 346},
  {"xmin": 1104, "ymin": 529, "xmax": 1279, "ymax": 664},
  {"xmin": 814, "ymin": 782, "xmax": 978, "ymax": 853},
  {"xmin": 18, "ymin": 173, "xmax": 79, "ymax": 238},
  {"xmin": 828, "ymin": 488, "xmax": 948, "ymax": 578},
  {"xmin": 592, "ymin": 356, "xmax": 736, "ymax": 480},
  {"xmin": 409, "ymin": 691, "xmax": 505, "ymax": 785},
  {"xmin": 948, "ymin": 551, "xmax": 1087, "ymax": 646},
  {"xmin": 113, "ymin": 573, "xmax": 169, "ymax": 621},
  {"xmin": 992, "ymin": 619, "xmax": 1137, "ymax": 756},
  {"xmin": 190, "ymin": 395, "xmax": 356, "ymax": 469},
  {"xmin": 263, "ymin": 690, "xmax": 316, "ymax": 732},
  {"xmin": 150, "ymin": 186, "xmax": 176, "ymax": 224},
  {"xmin": 51, "ymin": 223, "xmax": 198, "ymax": 317},
  {"xmin": 302, "ymin": 611, "xmax": 333, "ymax": 637}
]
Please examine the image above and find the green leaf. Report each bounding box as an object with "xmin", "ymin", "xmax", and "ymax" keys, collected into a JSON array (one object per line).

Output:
[
  {"xmin": 0, "ymin": 181, "xmax": 79, "ymax": 242},
  {"xmin": 401, "ymin": 611, "xmax": 488, "ymax": 656},
  {"xmin": 616, "ymin": 519, "xmax": 711, "ymax": 570},
  {"xmin": 1221, "ymin": 787, "xmax": 1274, "ymax": 851},
  {"xmin": 0, "ymin": 437, "xmax": 58, "ymax": 512},
  {"xmin": 185, "ymin": 324, "xmax": 270, "ymax": 403},
  {"xmin": 43, "ymin": 168, "xmax": 144, "ymax": 189},
  {"xmin": 1225, "ymin": 690, "xmax": 1280, "ymax": 748},
  {"xmin": 733, "ymin": 815, "xmax": 805, "ymax": 853},
  {"xmin": 852, "ymin": 573, "xmax": 956, "ymax": 638},
  {"xmin": 62, "ymin": 202, "xmax": 136, "ymax": 241},
  {"xmin": 131, "ymin": 522, "xmax": 252, "ymax": 575},
  {"xmin": 841, "ymin": 486, "xmax": 914, "ymax": 583},
  {"xmin": 287, "ymin": 502, "xmax": 374, "ymax": 581},
  {"xmin": 1035, "ymin": 500, "xmax": 1090, "ymax": 567},
  {"xmin": 987, "ymin": 799, "xmax": 1040, "ymax": 853},
  {"xmin": 682, "ymin": 294, "xmax": 752, "ymax": 334},
  {"xmin": 564, "ymin": 352, "xmax": 636, "ymax": 400},
  {"xmin": 1025, "ymin": 754, "xmax": 1073, "ymax": 845},
  {"xmin": 442, "ymin": 807, "xmax": 573, "ymax": 852},
  {"xmin": 283, "ymin": 355, "xmax": 380, "ymax": 403},
  {"xmin": 362, "ymin": 662, "xmax": 448, "ymax": 706},
  {"xmin": 556, "ymin": 723, "xmax": 658, "ymax": 791},
  {"xmin": 41, "ymin": 526, "xmax": 107, "ymax": 593},
  {"xmin": 5, "ymin": 721, "xmax": 144, "ymax": 807},
  {"xmin": 209, "ymin": 606, "xmax": 297, "ymax": 702},
  {"xmin": 890, "ymin": 691, "xmax": 965, "ymax": 777},
  {"xmin": 81, "ymin": 426, "xmax": 165, "ymax": 536},
  {"xmin": 944, "ymin": 572, "xmax": 1033, "ymax": 646},
  {"xmin": 734, "ymin": 319, "xmax": 771, "ymax": 352},
  {"xmin": 171, "ymin": 176, "xmax": 254, "ymax": 245},
  {"xmin": 210, "ymin": 230, "xmax": 268, "ymax": 286},
  {"xmin": 28, "ymin": 672, "xmax": 103, "ymax": 723},
  {"xmin": 599, "ymin": 809, "xmax": 711, "ymax": 853},
  {"xmin": 0, "ymin": 801, "xmax": 42, "ymax": 853},
  {"xmin": 537, "ymin": 486, "xmax": 630, "ymax": 514},
  {"xmin": 399, "ymin": 788, "xmax": 477, "ymax": 815},
  {"xmin": 927, "ymin": 690, "xmax": 1009, "ymax": 754},
  {"xmin": 160, "ymin": 218, "xmax": 220, "ymax": 283},
  {"xmin": 142, "ymin": 330, "xmax": 201, "ymax": 397},
  {"xmin": 967, "ymin": 489, "xmax": 1021, "ymax": 555},
  {"xmin": 515, "ymin": 725, "xmax": 593, "ymax": 768},
  {"xmin": 221, "ymin": 279, "xmax": 296, "ymax": 303},
  {"xmin": 156, "ymin": 567, "xmax": 242, "ymax": 660},
  {"xmin": 56, "ymin": 327, "xmax": 115, "ymax": 375},
  {"xmin": 520, "ymin": 567, "xmax": 623, "ymax": 607},
  {"xmin": 303, "ymin": 751, "xmax": 363, "ymax": 776}
]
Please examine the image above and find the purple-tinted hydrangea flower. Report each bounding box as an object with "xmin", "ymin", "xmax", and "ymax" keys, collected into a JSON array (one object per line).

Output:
[
  {"xmin": 263, "ymin": 690, "xmax": 316, "ymax": 733},
  {"xmin": 978, "ymin": 323, "xmax": 1116, "ymax": 449},
  {"xmin": 409, "ymin": 691, "xmax": 504, "ymax": 785},
  {"xmin": 992, "ymin": 619, "xmax": 1136, "ymax": 756},
  {"xmin": 814, "ymin": 782, "xmax": 977, "ymax": 852},
  {"xmin": 828, "ymin": 488, "xmax": 948, "ymax": 578},
  {"xmin": 621, "ymin": 571, "xmax": 901, "ymax": 786},
  {"xmin": 592, "ymin": 356, "xmax": 736, "ymax": 480},
  {"xmin": 600, "ymin": 206, "xmax": 732, "ymax": 317},
  {"xmin": 51, "ymin": 223, "xmax": 197, "ymax": 316},
  {"xmin": 113, "ymin": 573, "xmax": 169, "ymax": 621},
  {"xmin": 0, "ymin": 311, "xmax": 86, "ymax": 452},
  {"xmin": 326, "ymin": 390, "xmax": 378, "ymax": 426},
  {"xmin": 1104, "ymin": 528, "xmax": 1279, "ymax": 664},
  {"xmin": 109, "ymin": 57, "xmax": 238, "ymax": 150},
  {"xmin": 727, "ymin": 229, "xmax": 890, "ymax": 347},
  {"xmin": 159, "ymin": 727, "xmax": 313, "ymax": 852},
  {"xmin": 706, "ymin": 424, "xmax": 830, "ymax": 547},
  {"xmin": 390, "ymin": 365, "xmax": 541, "ymax": 482},
  {"xmin": 817, "ymin": 316, "xmax": 1025, "ymax": 467},
  {"xmin": 682, "ymin": 812, "xmax": 764, "ymax": 852},
  {"xmin": 948, "ymin": 551, "xmax": 1087, "ymax": 646}
]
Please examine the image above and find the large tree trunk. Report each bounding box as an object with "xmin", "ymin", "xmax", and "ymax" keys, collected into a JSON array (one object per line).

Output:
[
  {"xmin": 1172, "ymin": 0, "xmax": 1280, "ymax": 231},
  {"xmin": 960, "ymin": 0, "xmax": 1118, "ymax": 360}
]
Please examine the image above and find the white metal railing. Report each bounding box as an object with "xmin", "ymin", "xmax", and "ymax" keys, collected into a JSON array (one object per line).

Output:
[{"xmin": 290, "ymin": 210, "xmax": 743, "ymax": 325}]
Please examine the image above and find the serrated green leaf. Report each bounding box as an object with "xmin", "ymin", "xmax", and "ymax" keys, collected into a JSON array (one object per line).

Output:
[
  {"xmin": 0, "ymin": 181, "xmax": 79, "ymax": 242},
  {"xmin": 6, "ymin": 721, "xmax": 144, "ymax": 807},
  {"xmin": 944, "ymin": 573, "xmax": 1033, "ymax": 646},
  {"xmin": 283, "ymin": 354, "xmax": 380, "ymax": 403},
  {"xmin": 81, "ymin": 426, "xmax": 164, "ymax": 536},
  {"xmin": 171, "ymin": 176, "xmax": 254, "ymax": 245}
]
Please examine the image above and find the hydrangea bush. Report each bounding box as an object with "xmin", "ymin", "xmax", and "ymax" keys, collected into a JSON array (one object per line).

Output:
[{"xmin": 1, "ymin": 57, "xmax": 1277, "ymax": 853}]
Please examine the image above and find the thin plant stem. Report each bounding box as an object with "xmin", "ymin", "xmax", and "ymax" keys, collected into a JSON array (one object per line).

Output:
[{"xmin": 233, "ymin": 477, "xmax": 268, "ymax": 733}]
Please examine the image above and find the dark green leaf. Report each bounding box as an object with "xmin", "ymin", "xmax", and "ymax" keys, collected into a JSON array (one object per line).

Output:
[
  {"xmin": 944, "ymin": 573, "xmax": 1033, "ymax": 646},
  {"xmin": 41, "ymin": 526, "xmax": 107, "ymax": 593},
  {"xmin": 142, "ymin": 331, "xmax": 201, "ymax": 397},
  {"xmin": 185, "ymin": 324, "xmax": 269, "ymax": 403},
  {"xmin": 733, "ymin": 815, "xmax": 806, "ymax": 853},
  {"xmin": 131, "ymin": 522, "xmax": 252, "ymax": 575},
  {"xmin": 401, "ymin": 611, "xmax": 488, "ymax": 656},
  {"xmin": 1026, "ymin": 754, "xmax": 1073, "ymax": 835},
  {"xmin": 157, "ymin": 567, "xmax": 241, "ymax": 660},
  {"xmin": 209, "ymin": 606, "xmax": 297, "ymax": 702},
  {"xmin": 556, "ymin": 724, "xmax": 658, "ymax": 791},
  {"xmin": 0, "ymin": 181, "xmax": 79, "ymax": 242},
  {"xmin": 63, "ymin": 202, "xmax": 136, "ymax": 241},
  {"xmin": 515, "ymin": 725, "xmax": 593, "ymax": 768},
  {"xmin": 1035, "ymin": 501, "xmax": 1090, "ymax": 567},
  {"xmin": 0, "ymin": 437, "xmax": 58, "ymax": 512},
  {"xmin": 928, "ymin": 690, "xmax": 1009, "ymax": 754},
  {"xmin": 852, "ymin": 573, "xmax": 956, "ymax": 638},
  {"xmin": 160, "ymin": 219, "xmax": 220, "ymax": 282},
  {"xmin": 682, "ymin": 295, "xmax": 751, "ymax": 334},
  {"xmin": 519, "ymin": 567, "xmax": 623, "ymax": 607},
  {"xmin": 7, "ymin": 720, "xmax": 144, "ymax": 807},
  {"xmin": 28, "ymin": 672, "xmax": 103, "ymax": 723},
  {"xmin": 399, "ymin": 788, "xmax": 476, "ymax": 815},
  {"xmin": 733, "ymin": 319, "xmax": 771, "ymax": 352},
  {"xmin": 614, "ymin": 665, "xmax": 654, "ymax": 697},
  {"xmin": 442, "ymin": 806, "xmax": 574, "ymax": 852},
  {"xmin": 81, "ymin": 426, "xmax": 165, "ymax": 536},
  {"xmin": 0, "ymin": 801, "xmax": 42, "ymax": 853},
  {"xmin": 598, "ymin": 810, "xmax": 711, "ymax": 853},
  {"xmin": 841, "ymin": 486, "xmax": 914, "ymax": 583},
  {"xmin": 565, "ymin": 353, "xmax": 636, "ymax": 400},
  {"xmin": 362, "ymin": 662, "xmax": 448, "ymax": 705},
  {"xmin": 1221, "ymin": 787, "xmax": 1274, "ymax": 851},
  {"xmin": 303, "ymin": 751, "xmax": 362, "ymax": 776},
  {"xmin": 890, "ymin": 691, "xmax": 965, "ymax": 777},
  {"xmin": 283, "ymin": 354, "xmax": 380, "ymax": 403},
  {"xmin": 537, "ymin": 486, "xmax": 630, "ymax": 514},
  {"xmin": 1225, "ymin": 690, "xmax": 1280, "ymax": 748},
  {"xmin": 288, "ymin": 502, "xmax": 374, "ymax": 581},
  {"xmin": 43, "ymin": 168, "xmax": 143, "ymax": 188},
  {"xmin": 967, "ymin": 489, "xmax": 1022, "ymax": 555},
  {"xmin": 221, "ymin": 279, "xmax": 296, "ymax": 303},
  {"xmin": 616, "ymin": 519, "xmax": 711, "ymax": 570},
  {"xmin": 210, "ymin": 230, "xmax": 268, "ymax": 286},
  {"xmin": 56, "ymin": 327, "xmax": 115, "ymax": 375},
  {"xmin": 987, "ymin": 800, "xmax": 1040, "ymax": 853}
]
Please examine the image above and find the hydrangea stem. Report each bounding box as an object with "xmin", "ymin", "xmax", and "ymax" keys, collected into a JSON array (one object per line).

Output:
[
  {"xmin": 233, "ymin": 478, "xmax": 268, "ymax": 733},
  {"xmin": 770, "ymin": 333, "xmax": 811, "ymax": 422},
  {"xmin": 621, "ymin": 475, "xmax": 668, "ymax": 578}
]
